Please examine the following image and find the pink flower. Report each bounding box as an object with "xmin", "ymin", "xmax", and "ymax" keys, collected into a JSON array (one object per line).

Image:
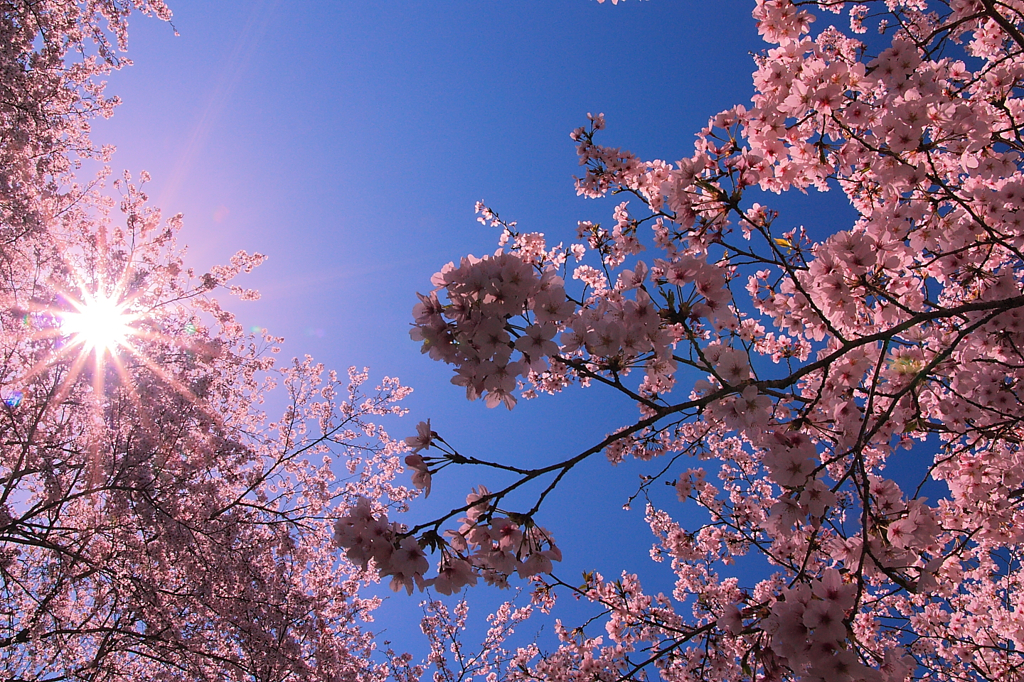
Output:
[
  {"xmin": 514, "ymin": 323, "xmax": 559, "ymax": 365},
  {"xmin": 404, "ymin": 454, "xmax": 432, "ymax": 497},
  {"xmin": 803, "ymin": 599, "xmax": 847, "ymax": 643},
  {"xmin": 516, "ymin": 551, "xmax": 553, "ymax": 578},
  {"xmin": 385, "ymin": 537, "xmax": 430, "ymax": 595},
  {"xmin": 429, "ymin": 558, "xmax": 477, "ymax": 595},
  {"xmin": 404, "ymin": 419, "xmax": 434, "ymax": 453}
]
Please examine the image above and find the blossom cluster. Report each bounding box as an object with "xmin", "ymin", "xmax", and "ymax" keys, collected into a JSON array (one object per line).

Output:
[
  {"xmin": 411, "ymin": 249, "xmax": 573, "ymax": 408},
  {"xmin": 334, "ymin": 489, "xmax": 560, "ymax": 595}
]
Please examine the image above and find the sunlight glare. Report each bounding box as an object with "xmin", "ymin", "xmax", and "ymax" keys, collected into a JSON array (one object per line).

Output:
[{"xmin": 62, "ymin": 294, "xmax": 137, "ymax": 356}]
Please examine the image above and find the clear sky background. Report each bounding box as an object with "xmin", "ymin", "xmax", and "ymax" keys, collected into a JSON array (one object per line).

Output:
[{"xmin": 93, "ymin": 0, "xmax": 840, "ymax": 663}]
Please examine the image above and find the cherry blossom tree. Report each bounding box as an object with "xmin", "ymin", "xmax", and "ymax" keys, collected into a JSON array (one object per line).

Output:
[
  {"xmin": 368, "ymin": 0, "xmax": 1024, "ymax": 679},
  {"xmin": 1, "ymin": 3, "xmax": 424, "ymax": 679},
  {"xmin": 0, "ymin": 0, "xmax": 175, "ymax": 244}
]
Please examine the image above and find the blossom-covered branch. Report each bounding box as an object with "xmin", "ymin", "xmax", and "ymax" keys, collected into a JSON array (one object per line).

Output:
[{"xmin": 382, "ymin": 1, "xmax": 1024, "ymax": 679}]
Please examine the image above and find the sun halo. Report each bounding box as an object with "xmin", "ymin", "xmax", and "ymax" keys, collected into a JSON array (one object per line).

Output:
[{"xmin": 60, "ymin": 292, "xmax": 138, "ymax": 358}]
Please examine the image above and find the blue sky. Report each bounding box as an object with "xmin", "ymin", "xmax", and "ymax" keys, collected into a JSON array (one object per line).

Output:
[{"xmin": 95, "ymin": 0, "xmax": 813, "ymax": 663}]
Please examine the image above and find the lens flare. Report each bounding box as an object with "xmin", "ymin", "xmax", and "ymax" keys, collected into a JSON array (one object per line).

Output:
[{"xmin": 61, "ymin": 294, "xmax": 137, "ymax": 356}]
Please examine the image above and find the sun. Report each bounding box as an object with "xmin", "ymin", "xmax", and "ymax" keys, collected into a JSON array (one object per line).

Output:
[{"xmin": 61, "ymin": 293, "xmax": 138, "ymax": 357}]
